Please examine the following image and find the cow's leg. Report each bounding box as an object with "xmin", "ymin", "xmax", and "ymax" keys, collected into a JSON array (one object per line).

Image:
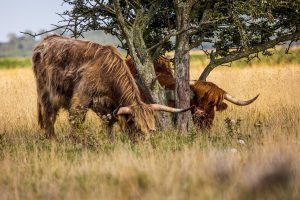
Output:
[
  {"xmin": 40, "ymin": 103, "xmax": 58, "ymax": 139},
  {"xmin": 92, "ymin": 109, "xmax": 116, "ymax": 143},
  {"xmin": 68, "ymin": 94, "xmax": 90, "ymax": 140},
  {"xmin": 107, "ymin": 119, "xmax": 117, "ymax": 143},
  {"xmin": 91, "ymin": 96, "xmax": 116, "ymax": 142},
  {"xmin": 35, "ymin": 88, "xmax": 58, "ymax": 139},
  {"xmin": 45, "ymin": 109, "xmax": 58, "ymax": 139}
]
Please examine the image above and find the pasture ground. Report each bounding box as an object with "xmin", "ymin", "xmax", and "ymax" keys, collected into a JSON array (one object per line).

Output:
[{"xmin": 0, "ymin": 51, "xmax": 299, "ymax": 200}]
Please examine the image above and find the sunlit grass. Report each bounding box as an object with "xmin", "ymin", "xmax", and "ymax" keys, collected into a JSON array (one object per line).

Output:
[{"xmin": 0, "ymin": 57, "xmax": 299, "ymax": 199}]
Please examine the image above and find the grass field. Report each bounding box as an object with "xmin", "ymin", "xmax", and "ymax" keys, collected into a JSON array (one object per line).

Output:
[{"xmin": 0, "ymin": 52, "xmax": 299, "ymax": 199}]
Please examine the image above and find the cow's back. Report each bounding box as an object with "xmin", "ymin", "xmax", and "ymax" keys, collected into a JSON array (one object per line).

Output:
[{"xmin": 32, "ymin": 35, "xmax": 100, "ymax": 108}]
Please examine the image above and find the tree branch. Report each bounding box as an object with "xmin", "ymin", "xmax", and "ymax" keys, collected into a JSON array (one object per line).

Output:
[
  {"xmin": 188, "ymin": 17, "xmax": 230, "ymax": 35},
  {"xmin": 189, "ymin": 37, "xmax": 211, "ymax": 50},
  {"xmin": 20, "ymin": 25, "xmax": 69, "ymax": 38},
  {"xmin": 199, "ymin": 31, "xmax": 300, "ymax": 81},
  {"xmin": 147, "ymin": 28, "xmax": 190, "ymax": 52},
  {"xmin": 113, "ymin": 0, "xmax": 131, "ymax": 35},
  {"xmin": 147, "ymin": 17, "xmax": 229, "ymax": 52},
  {"xmin": 94, "ymin": 0, "xmax": 116, "ymax": 15}
]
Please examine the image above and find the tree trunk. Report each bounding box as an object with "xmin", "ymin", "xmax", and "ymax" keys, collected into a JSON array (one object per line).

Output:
[
  {"xmin": 131, "ymin": 52, "xmax": 172, "ymax": 129},
  {"xmin": 174, "ymin": 45, "xmax": 192, "ymax": 132},
  {"xmin": 130, "ymin": 16, "xmax": 173, "ymax": 129},
  {"xmin": 174, "ymin": 1, "xmax": 193, "ymax": 133},
  {"xmin": 113, "ymin": 3, "xmax": 172, "ymax": 129}
]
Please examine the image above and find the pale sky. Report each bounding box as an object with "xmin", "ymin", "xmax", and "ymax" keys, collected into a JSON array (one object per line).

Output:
[{"xmin": 0, "ymin": 0, "xmax": 69, "ymax": 42}]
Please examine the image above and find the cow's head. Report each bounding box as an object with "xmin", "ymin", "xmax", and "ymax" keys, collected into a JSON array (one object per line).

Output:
[
  {"xmin": 114, "ymin": 103, "xmax": 193, "ymax": 134},
  {"xmin": 190, "ymin": 80, "xmax": 259, "ymax": 129}
]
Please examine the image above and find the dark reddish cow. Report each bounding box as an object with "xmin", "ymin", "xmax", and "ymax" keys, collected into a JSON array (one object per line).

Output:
[{"xmin": 190, "ymin": 80, "xmax": 258, "ymax": 129}]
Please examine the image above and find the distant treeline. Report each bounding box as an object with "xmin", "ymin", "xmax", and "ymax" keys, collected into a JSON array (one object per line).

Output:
[
  {"xmin": 0, "ymin": 34, "xmax": 36, "ymax": 57},
  {"xmin": 1, "ymin": 30, "xmax": 298, "ymax": 60},
  {"xmin": 0, "ymin": 31, "xmax": 120, "ymax": 57}
]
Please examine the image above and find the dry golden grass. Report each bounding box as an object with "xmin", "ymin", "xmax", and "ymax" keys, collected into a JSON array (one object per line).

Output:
[{"xmin": 0, "ymin": 61, "xmax": 299, "ymax": 200}]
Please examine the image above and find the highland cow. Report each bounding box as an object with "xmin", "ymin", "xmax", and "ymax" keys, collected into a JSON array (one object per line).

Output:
[
  {"xmin": 126, "ymin": 56, "xmax": 259, "ymax": 130},
  {"xmin": 189, "ymin": 80, "xmax": 259, "ymax": 129},
  {"xmin": 32, "ymin": 35, "xmax": 191, "ymax": 139}
]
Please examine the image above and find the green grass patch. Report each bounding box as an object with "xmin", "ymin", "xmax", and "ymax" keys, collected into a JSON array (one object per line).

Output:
[
  {"xmin": 232, "ymin": 49, "xmax": 300, "ymax": 67},
  {"xmin": 0, "ymin": 57, "xmax": 31, "ymax": 69},
  {"xmin": 190, "ymin": 48, "xmax": 300, "ymax": 67},
  {"xmin": 190, "ymin": 54, "xmax": 208, "ymax": 61}
]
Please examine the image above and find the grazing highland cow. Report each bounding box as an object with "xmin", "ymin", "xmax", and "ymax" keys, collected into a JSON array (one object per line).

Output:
[
  {"xmin": 32, "ymin": 35, "xmax": 191, "ymax": 139},
  {"xmin": 189, "ymin": 80, "xmax": 259, "ymax": 129},
  {"xmin": 126, "ymin": 56, "xmax": 259, "ymax": 130}
]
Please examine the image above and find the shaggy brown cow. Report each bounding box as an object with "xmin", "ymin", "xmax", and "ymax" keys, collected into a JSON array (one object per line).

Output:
[
  {"xmin": 190, "ymin": 80, "xmax": 259, "ymax": 129},
  {"xmin": 32, "ymin": 35, "xmax": 191, "ymax": 139},
  {"xmin": 126, "ymin": 56, "xmax": 259, "ymax": 129}
]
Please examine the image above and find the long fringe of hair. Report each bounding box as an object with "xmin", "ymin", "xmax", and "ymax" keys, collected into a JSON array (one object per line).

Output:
[
  {"xmin": 191, "ymin": 81, "xmax": 227, "ymax": 110},
  {"xmin": 83, "ymin": 42, "xmax": 157, "ymax": 133},
  {"xmin": 117, "ymin": 104, "xmax": 156, "ymax": 134}
]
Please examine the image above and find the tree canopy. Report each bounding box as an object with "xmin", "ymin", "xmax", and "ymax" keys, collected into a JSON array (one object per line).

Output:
[{"xmin": 36, "ymin": 0, "xmax": 299, "ymax": 77}]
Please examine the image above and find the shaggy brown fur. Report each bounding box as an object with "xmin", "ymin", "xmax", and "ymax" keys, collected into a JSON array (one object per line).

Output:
[
  {"xmin": 190, "ymin": 81, "xmax": 228, "ymax": 129},
  {"xmin": 32, "ymin": 35, "xmax": 156, "ymax": 139},
  {"xmin": 191, "ymin": 81, "xmax": 228, "ymax": 111},
  {"xmin": 166, "ymin": 81, "xmax": 228, "ymax": 130}
]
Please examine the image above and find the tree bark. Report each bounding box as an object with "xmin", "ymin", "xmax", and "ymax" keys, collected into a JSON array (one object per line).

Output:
[
  {"xmin": 173, "ymin": 0, "xmax": 193, "ymax": 133},
  {"xmin": 131, "ymin": 26, "xmax": 173, "ymax": 129}
]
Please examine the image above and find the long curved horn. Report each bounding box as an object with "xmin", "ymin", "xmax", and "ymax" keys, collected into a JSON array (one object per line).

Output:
[
  {"xmin": 224, "ymin": 93, "xmax": 259, "ymax": 106},
  {"xmin": 116, "ymin": 104, "xmax": 194, "ymax": 115},
  {"xmin": 150, "ymin": 104, "xmax": 194, "ymax": 113},
  {"xmin": 116, "ymin": 107, "xmax": 132, "ymax": 115}
]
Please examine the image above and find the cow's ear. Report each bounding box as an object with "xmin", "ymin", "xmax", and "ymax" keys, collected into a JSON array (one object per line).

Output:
[{"xmin": 216, "ymin": 102, "xmax": 228, "ymax": 111}]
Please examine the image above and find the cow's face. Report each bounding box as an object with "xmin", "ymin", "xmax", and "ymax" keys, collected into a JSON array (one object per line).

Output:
[
  {"xmin": 116, "ymin": 105, "xmax": 156, "ymax": 135},
  {"xmin": 190, "ymin": 80, "xmax": 258, "ymax": 130},
  {"xmin": 190, "ymin": 81, "xmax": 228, "ymax": 130},
  {"xmin": 192, "ymin": 98, "xmax": 228, "ymax": 129}
]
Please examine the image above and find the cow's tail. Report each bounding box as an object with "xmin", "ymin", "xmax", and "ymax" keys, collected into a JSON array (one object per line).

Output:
[
  {"xmin": 32, "ymin": 50, "xmax": 44, "ymax": 129},
  {"xmin": 37, "ymin": 101, "xmax": 44, "ymax": 129},
  {"xmin": 32, "ymin": 51, "xmax": 41, "ymax": 76}
]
